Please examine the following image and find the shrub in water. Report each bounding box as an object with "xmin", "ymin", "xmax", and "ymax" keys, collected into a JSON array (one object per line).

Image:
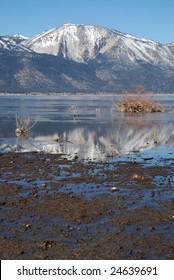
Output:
[{"xmin": 115, "ymin": 96, "xmax": 164, "ymax": 113}]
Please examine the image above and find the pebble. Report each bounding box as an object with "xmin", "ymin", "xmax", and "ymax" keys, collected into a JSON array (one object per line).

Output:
[
  {"xmin": 24, "ymin": 224, "xmax": 31, "ymax": 229},
  {"xmin": 136, "ymin": 227, "xmax": 141, "ymax": 231},
  {"xmin": 131, "ymin": 174, "xmax": 148, "ymax": 181},
  {"xmin": 110, "ymin": 186, "xmax": 119, "ymax": 192},
  {"xmin": 131, "ymin": 174, "xmax": 139, "ymax": 179},
  {"xmin": 148, "ymin": 226, "xmax": 155, "ymax": 231}
]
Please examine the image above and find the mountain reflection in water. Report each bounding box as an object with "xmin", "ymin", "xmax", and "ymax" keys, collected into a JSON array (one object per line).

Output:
[
  {"xmin": 0, "ymin": 95, "xmax": 174, "ymax": 161},
  {"xmin": 30, "ymin": 121, "xmax": 174, "ymax": 161}
]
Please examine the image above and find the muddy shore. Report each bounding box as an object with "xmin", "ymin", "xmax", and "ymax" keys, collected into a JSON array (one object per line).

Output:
[{"xmin": 0, "ymin": 152, "xmax": 174, "ymax": 260}]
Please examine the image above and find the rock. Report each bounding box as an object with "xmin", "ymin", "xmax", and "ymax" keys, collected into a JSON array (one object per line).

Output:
[
  {"xmin": 131, "ymin": 174, "xmax": 139, "ymax": 179},
  {"xmin": 131, "ymin": 174, "xmax": 148, "ymax": 181},
  {"xmin": 136, "ymin": 227, "xmax": 141, "ymax": 231},
  {"xmin": 24, "ymin": 224, "xmax": 31, "ymax": 229},
  {"xmin": 148, "ymin": 226, "xmax": 155, "ymax": 231},
  {"xmin": 110, "ymin": 186, "xmax": 119, "ymax": 192}
]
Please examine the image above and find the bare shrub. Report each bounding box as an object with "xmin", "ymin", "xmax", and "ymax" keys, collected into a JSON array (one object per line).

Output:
[
  {"xmin": 115, "ymin": 96, "xmax": 164, "ymax": 113},
  {"xmin": 15, "ymin": 115, "xmax": 37, "ymax": 136},
  {"xmin": 68, "ymin": 105, "xmax": 78, "ymax": 119}
]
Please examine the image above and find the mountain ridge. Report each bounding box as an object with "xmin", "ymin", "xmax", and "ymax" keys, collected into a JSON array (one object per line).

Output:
[
  {"xmin": 0, "ymin": 35, "xmax": 31, "ymax": 53},
  {"xmin": 0, "ymin": 23, "xmax": 174, "ymax": 93},
  {"xmin": 22, "ymin": 23, "xmax": 174, "ymax": 65}
]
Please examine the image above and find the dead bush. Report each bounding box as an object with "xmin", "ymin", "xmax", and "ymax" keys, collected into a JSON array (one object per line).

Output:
[
  {"xmin": 115, "ymin": 96, "xmax": 164, "ymax": 113},
  {"xmin": 15, "ymin": 115, "xmax": 37, "ymax": 136}
]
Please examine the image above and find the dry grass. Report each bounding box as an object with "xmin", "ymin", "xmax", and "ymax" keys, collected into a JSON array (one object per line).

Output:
[{"xmin": 115, "ymin": 96, "xmax": 164, "ymax": 113}]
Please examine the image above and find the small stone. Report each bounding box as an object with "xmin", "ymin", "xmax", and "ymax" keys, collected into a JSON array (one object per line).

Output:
[
  {"xmin": 136, "ymin": 227, "xmax": 141, "ymax": 231},
  {"xmin": 24, "ymin": 224, "xmax": 31, "ymax": 229},
  {"xmin": 148, "ymin": 226, "xmax": 155, "ymax": 231},
  {"xmin": 131, "ymin": 174, "xmax": 147, "ymax": 181},
  {"xmin": 110, "ymin": 186, "xmax": 119, "ymax": 192},
  {"xmin": 132, "ymin": 174, "xmax": 139, "ymax": 179}
]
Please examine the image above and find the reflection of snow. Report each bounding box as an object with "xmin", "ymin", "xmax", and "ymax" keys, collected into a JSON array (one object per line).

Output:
[
  {"xmin": 117, "ymin": 123, "xmax": 174, "ymax": 154},
  {"xmin": 1, "ymin": 122, "xmax": 174, "ymax": 161},
  {"xmin": 34, "ymin": 122, "xmax": 174, "ymax": 160},
  {"xmin": 34, "ymin": 133, "xmax": 59, "ymax": 142},
  {"xmin": 65, "ymin": 122, "xmax": 174, "ymax": 160}
]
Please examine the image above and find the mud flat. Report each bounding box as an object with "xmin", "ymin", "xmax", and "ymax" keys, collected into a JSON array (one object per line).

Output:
[{"xmin": 0, "ymin": 152, "xmax": 174, "ymax": 260}]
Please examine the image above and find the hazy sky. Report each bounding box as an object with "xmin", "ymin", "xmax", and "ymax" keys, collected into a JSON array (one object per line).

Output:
[{"xmin": 1, "ymin": 0, "xmax": 173, "ymax": 44}]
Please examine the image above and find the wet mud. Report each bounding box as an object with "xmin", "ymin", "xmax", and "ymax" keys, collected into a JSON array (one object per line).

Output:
[{"xmin": 0, "ymin": 152, "xmax": 174, "ymax": 259}]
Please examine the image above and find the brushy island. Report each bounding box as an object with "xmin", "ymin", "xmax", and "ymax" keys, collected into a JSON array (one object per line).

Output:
[{"xmin": 115, "ymin": 96, "xmax": 164, "ymax": 113}]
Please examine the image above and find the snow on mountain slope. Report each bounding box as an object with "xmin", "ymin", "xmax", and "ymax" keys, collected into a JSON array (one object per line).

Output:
[
  {"xmin": 22, "ymin": 24, "xmax": 114, "ymax": 62},
  {"xmin": 100, "ymin": 33, "xmax": 174, "ymax": 67},
  {"xmin": 22, "ymin": 24, "xmax": 174, "ymax": 66},
  {"xmin": 0, "ymin": 35, "xmax": 31, "ymax": 53},
  {"xmin": 7, "ymin": 34, "xmax": 29, "ymax": 44},
  {"xmin": 166, "ymin": 43, "xmax": 174, "ymax": 56}
]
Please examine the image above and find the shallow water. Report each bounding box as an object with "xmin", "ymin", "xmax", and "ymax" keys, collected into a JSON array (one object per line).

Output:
[
  {"xmin": 0, "ymin": 96, "xmax": 174, "ymax": 260},
  {"xmin": 0, "ymin": 95, "xmax": 174, "ymax": 162}
]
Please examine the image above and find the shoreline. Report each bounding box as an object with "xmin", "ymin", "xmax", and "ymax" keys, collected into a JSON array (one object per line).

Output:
[{"xmin": 0, "ymin": 92, "xmax": 174, "ymax": 97}]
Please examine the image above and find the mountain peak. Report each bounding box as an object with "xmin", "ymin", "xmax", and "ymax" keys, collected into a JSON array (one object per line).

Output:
[{"xmin": 22, "ymin": 24, "xmax": 117, "ymax": 62}]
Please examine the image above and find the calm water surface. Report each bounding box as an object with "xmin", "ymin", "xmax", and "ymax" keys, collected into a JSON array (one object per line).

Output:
[{"xmin": 0, "ymin": 95, "xmax": 174, "ymax": 162}]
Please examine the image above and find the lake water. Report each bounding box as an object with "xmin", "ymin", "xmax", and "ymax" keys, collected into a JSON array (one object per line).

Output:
[{"xmin": 0, "ymin": 95, "xmax": 174, "ymax": 162}]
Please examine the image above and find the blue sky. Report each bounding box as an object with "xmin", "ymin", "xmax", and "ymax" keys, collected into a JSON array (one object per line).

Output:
[{"xmin": 1, "ymin": 0, "xmax": 174, "ymax": 44}]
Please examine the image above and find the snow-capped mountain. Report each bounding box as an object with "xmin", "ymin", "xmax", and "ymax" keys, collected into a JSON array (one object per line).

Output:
[
  {"xmin": 0, "ymin": 24, "xmax": 174, "ymax": 93},
  {"xmin": 22, "ymin": 24, "xmax": 174, "ymax": 67}
]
